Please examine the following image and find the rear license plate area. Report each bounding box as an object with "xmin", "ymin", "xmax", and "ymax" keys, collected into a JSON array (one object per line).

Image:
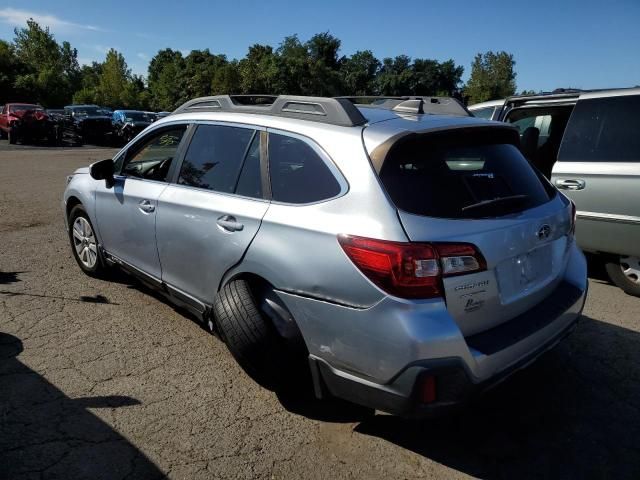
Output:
[{"xmin": 497, "ymin": 244, "xmax": 553, "ymax": 302}]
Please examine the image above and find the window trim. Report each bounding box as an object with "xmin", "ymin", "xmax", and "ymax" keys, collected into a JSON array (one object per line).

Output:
[
  {"xmin": 168, "ymin": 120, "xmax": 269, "ymax": 201},
  {"xmin": 113, "ymin": 121, "xmax": 193, "ymax": 185},
  {"xmin": 265, "ymin": 128, "xmax": 349, "ymax": 206}
]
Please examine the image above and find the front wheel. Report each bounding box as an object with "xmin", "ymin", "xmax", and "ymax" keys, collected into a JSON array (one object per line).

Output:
[
  {"xmin": 68, "ymin": 205, "xmax": 108, "ymax": 277},
  {"xmin": 605, "ymin": 255, "xmax": 640, "ymax": 297}
]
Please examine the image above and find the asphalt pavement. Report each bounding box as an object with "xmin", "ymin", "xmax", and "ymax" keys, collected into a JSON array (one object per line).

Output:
[{"xmin": 1, "ymin": 144, "xmax": 639, "ymax": 479}]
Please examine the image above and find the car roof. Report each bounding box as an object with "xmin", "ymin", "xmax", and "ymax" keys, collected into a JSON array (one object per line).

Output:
[
  {"xmin": 506, "ymin": 87, "xmax": 640, "ymax": 105},
  {"xmin": 7, "ymin": 103, "xmax": 41, "ymax": 108}
]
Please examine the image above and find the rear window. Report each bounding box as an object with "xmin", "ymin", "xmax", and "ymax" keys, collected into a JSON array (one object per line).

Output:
[
  {"xmin": 558, "ymin": 95, "xmax": 640, "ymax": 162},
  {"xmin": 379, "ymin": 130, "xmax": 554, "ymax": 219}
]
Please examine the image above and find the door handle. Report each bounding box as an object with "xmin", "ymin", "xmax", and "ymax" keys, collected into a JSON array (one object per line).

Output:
[
  {"xmin": 217, "ymin": 215, "xmax": 244, "ymax": 232},
  {"xmin": 555, "ymin": 179, "xmax": 586, "ymax": 191},
  {"xmin": 138, "ymin": 199, "xmax": 155, "ymax": 213}
]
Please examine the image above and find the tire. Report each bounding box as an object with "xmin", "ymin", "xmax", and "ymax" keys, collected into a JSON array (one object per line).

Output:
[
  {"xmin": 0, "ymin": 129, "xmax": 6, "ymax": 140},
  {"xmin": 604, "ymin": 255, "xmax": 640, "ymax": 297},
  {"xmin": 68, "ymin": 205, "xmax": 108, "ymax": 278},
  {"xmin": 8, "ymin": 128, "xmax": 16, "ymax": 144},
  {"xmin": 213, "ymin": 279, "xmax": 308, "ymax": 390}
]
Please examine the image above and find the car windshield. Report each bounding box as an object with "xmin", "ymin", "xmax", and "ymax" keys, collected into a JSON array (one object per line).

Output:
[
  {"xmin": 74, "ymin": 107, "xmax": 109, "ymax": 117},
  {"xmin": 124, "ymin": 112, "xmax": 154, "ymax": 122},
  {"xmin": 10, "ymin": 105, "xmax": 43, "ymax": 113}
]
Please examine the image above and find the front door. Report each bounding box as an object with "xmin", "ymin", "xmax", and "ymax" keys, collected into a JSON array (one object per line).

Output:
[{"xmin": 95, "ymin": 124, "xmax": 189, "ymax": 280}]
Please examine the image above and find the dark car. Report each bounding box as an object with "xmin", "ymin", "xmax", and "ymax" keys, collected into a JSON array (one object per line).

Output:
[
  {"xmin": 0, "ymin": 103, "xmax": 57, "ymax": 145},
  {"xmin": 112, "ymin": 110, "xmax": 157, "ymax": 145},
  {"xmin": 62, "ymin": 105, "xmax": 113, "ymax": 146}
]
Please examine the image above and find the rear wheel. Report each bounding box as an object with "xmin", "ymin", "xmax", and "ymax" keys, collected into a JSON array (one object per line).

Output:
[
  {"xmin": 68, "ymin": 205, "xmax": 108, "ymax": 277},
  {"xmin": 213, "ymin": 279, "xmax": 309, "ymax": 390},
  {"xmin": 605, "ymin": 255, "xmax": 640, "ymax": 297}
]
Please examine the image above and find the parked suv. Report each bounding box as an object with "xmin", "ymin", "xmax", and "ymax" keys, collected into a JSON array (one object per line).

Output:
[
  {"xmin": 63, "ymin": 95, "xmax": 586, "ymax": 416},
  {"xmin": 495, "ymin": 88, "xmax": 640, "ymax": 296}
]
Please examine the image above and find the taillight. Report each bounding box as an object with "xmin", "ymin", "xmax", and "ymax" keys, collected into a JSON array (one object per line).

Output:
[{"xmin": 338, "ymin": 235, "xmax": 486, "ymax": 299}]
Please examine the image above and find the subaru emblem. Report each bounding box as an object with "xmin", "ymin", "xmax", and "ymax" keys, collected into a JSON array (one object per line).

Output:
[{"xmin": 536, "ymin": 224, "xmax": 551, "ymax": 240}]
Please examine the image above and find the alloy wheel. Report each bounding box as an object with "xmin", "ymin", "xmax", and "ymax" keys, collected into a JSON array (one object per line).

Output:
[{"xmin": 72, "ymin": 217, "xmax": 98, "ymax": 268}]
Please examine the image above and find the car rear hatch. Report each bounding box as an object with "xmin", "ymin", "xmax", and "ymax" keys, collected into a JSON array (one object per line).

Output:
[{"xmin": 364, "ymin": 121, "xmax": 575, "ymax": 337}]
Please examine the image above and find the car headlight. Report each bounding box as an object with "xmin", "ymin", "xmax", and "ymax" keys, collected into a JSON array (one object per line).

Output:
[{"xmin": 66, "ymin": 175, "xmax": 74, "ymax": 185}]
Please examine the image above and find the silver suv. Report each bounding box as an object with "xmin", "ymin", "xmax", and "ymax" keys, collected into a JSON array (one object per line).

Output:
[
  {"xmin": 497, "ymin": 88, "xmax": 640, "ymax": 296},
  {"xmin": 63, "ymin": 95, "xmax": 587, "ymax": 416}
]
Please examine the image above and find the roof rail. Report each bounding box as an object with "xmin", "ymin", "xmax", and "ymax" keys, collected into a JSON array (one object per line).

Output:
[
  {"xmin": 172, "ymin": 95, "xmax": 367, "ymax": 127},
  {"xmin": 338, "ymin": 96, "xmax": 471, "ymax": 117}
]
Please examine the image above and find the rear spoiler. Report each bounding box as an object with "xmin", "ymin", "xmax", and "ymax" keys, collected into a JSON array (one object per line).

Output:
[
  {"xmin": 338, "ymin": 96, "xmax": 471, "ymax": 117},
  {"xmin": 368, "ymin": 124, "xmax": 520, "ymax": 173}
]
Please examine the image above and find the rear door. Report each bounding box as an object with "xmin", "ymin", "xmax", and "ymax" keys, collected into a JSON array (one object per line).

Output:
[
  {"xmin": 552, "ymin": 92, "xmax": 640, "ymax": 257},
  {"xmin": 372, "ymin": 126, "xmax": 573, "ymax": 336},
  {"xmin": 155, "ymin": 122, "xmax": 269, "ymax": 305}
]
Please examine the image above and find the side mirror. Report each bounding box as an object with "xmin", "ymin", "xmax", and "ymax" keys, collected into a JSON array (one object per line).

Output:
[{"xmin": 89, "ymin": 158, "xmax": 115, "ymax": 188}]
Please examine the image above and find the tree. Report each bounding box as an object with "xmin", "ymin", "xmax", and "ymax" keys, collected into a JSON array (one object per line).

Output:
[
  {"xmin": 305, "ymin": 32, "xmax": 344, "ymax": 96},
  {"xmin": 376, "ymin": 55, "xmax": 414, "ymax": 95},
  {"xmin": 238, "ymin": 44, "xmax": 280, "ymax": 94},
  {"xmin": 211, "ymin": 61, "xmax": 241, "ymax": 95},
  {"xmin": 0, "ymin": 40, "xmax": 22, "ymax": 104},
  {"xmin": 465, "ymin": 51, "xmax": 517, "ymax": 104},
  {"xmin": 12, "ymin": 19, "xmax": 79, "ymax": 106},
  {"xmin": 148, "ymin": 49, "xmax": 185, "ymax": 110},
  {"xmin": 99, "ymin": 49, "xmax": 131, "ymax": 108},
  {"xmin": 341, "ymin": 50, "xmax": 380, "ymax": 96},
  {"xmin": 276, "ymin": 35, "xmax": 311, "ymax": 94}
]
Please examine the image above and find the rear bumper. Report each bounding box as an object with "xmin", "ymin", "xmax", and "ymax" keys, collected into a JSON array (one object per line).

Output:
[
  {"xmin": 289, "ymin": 244, "xmax": 588, "ymax": 416},
  {"xmin": 310, "ymin": 284, "xmax": 584, "ymax": 417}
]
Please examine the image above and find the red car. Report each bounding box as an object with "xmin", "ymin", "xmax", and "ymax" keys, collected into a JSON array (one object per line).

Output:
[{"xmin": 0, "ymin": 103, "xmax": 58, "ymax": 145}]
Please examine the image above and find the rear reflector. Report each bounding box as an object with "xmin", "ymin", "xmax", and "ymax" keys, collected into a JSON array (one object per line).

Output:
[
  {"xmin": 338, "ymin": 235, "xmax": 486, "ymax": 299},
  {"xmin": 417, "ymin": 375, "xmax": 437, "ymax": 404}
]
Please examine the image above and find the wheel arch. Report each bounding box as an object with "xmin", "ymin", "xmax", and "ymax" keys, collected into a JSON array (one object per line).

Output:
[{"xmin": 214, "ymin": 270, "xmax": 308, "ymax": 351}]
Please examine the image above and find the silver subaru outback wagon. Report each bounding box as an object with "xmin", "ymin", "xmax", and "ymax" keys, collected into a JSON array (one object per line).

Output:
[{"xmin": 62, "ymin": 95, "xmax": 587, "ymax": 416}]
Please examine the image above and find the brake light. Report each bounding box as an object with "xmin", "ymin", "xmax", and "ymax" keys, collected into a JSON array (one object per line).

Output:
[{"xmin": 338, "ymin": 235, "xmax": 486, "ymax": 299}]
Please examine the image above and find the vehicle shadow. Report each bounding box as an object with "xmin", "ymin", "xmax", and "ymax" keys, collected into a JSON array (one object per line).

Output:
[
  {"xmin": 352, "ymin": 315, "xmax": 640, "ymax": 479},
  {"xmin": 0, "ymin": 271, "xmax": 23, "ymax": 285},
  {"xmin": 0, "ymin": 332, "xmax": 164, "ymax": 480}
]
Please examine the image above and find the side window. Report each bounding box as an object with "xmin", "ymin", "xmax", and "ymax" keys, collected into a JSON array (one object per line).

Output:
[
  {"xmin": 178, "ymin": 124, "xmax": 255, "ymax": 194},
  {"xmin": 268, "ymin": 133, "xmax": 341, "ymax": 204},
  {"xmin": 121, "ymin": 126, "xmax": 186, "ymax": 181},
  {"xmin": 559, "ymin": 95, "xmax": 640, "ymax": 162},
  {"xmin": 235, "ymin": 134, "xmax": 262, "ymax": 199},
  {"xmin": 1, "ymin": 105, "xmax": 6, "ymax": 114}
]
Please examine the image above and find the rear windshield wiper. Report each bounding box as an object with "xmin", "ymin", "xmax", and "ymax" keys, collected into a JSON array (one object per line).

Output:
[{"xmin": 461, "ymin": 194, "xmax": 529, "ymax": 213}]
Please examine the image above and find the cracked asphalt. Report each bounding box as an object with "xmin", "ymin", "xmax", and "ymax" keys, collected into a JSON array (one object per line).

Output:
[{"xmin": 1, "ymin": 144, "xmax": 639, "ymax": 480}]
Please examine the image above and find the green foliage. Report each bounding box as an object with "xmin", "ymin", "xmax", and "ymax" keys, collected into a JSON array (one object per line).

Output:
[
  {"xmin": 12, "ymin": 20, "xmax": 80, "ymax": 106},
  {"xmin": 4, "ymin": 19, "xmax": 517, "ymax": 112},
  {"xmin": 73, "ymin": 49, "xmax": 147, "ymax": 109},
  {"xmin": 465, "ymin": 51, "xmax": 517, "ymax": 104},
  {"xmin": 148, "ymin": 49, "xmax": 185, "ymax": 111},
  {"xmin": 0, "ymin": 40, "xmax": 21, "ymax": 104},
  {"xmin": 341, "ymin": 50, "xmax": 380, "ymax": 96}
]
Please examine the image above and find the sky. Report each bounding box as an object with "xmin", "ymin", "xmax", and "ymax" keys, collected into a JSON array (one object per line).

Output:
[{"xmin": 1, "ymin": 0, "xmax": 638, "ymax": 92}]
